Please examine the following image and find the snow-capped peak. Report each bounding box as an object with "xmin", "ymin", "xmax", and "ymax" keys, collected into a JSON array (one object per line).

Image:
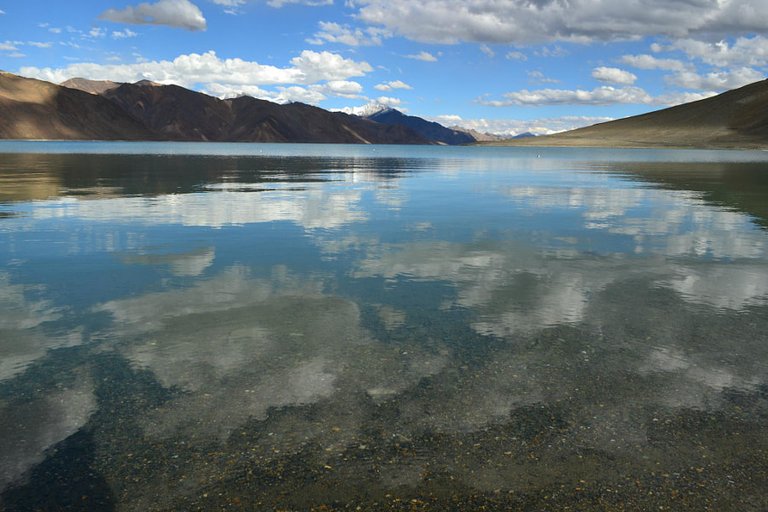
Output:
[{"xmin": 336, "ymin": 102, "xmax": 396, "ymax": 117}]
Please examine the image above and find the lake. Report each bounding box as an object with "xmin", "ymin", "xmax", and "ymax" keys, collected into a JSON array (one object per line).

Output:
[{"xmin": 1, "ymin": 142, "xmax": 767, "ymax": 510}]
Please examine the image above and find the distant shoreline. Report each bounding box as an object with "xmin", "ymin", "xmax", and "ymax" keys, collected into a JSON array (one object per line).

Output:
[
  {"xmin": 476, "ymin": 137, "xmax": 768, "ymax": 151},
  {"xmin": 1, "ymin": 138, "xmax": 767, "ymax": 152}
]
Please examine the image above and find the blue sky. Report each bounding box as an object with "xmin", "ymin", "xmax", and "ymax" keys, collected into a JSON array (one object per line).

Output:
[{"xmin": 1, "ymin": 0, "xmax": 767, "ymax": 135}]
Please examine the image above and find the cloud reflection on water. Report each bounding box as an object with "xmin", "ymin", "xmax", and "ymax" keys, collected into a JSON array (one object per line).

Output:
[
  {"xmin": 2, "ymin": 149, "xmax": 768, "ymax": 504},
  {"xmin": 97, "ymin": 265, "xmax": 449, "ymax": 440}
]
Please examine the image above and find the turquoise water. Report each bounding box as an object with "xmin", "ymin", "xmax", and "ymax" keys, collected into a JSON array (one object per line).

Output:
[{"xmin": 1, "ymin": 142, "xmax": 767, "ymax": 510}]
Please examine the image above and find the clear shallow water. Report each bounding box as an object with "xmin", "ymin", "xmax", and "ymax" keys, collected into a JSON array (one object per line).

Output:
[{"xmin": 1, "ymin": 142, "xmax": 767, "ymax": 510}]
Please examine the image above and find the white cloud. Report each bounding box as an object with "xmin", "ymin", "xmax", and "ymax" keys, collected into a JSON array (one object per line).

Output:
[
  {"xmin": 535, "ymin": 45, "xmax": 569, "ymax": 58},
  {"xmin": 267, "ymin": 0, "xmax": 333, "ymax": 6},
  {"xmin": 0, "ymin": 41, "xmax": 19, "ymax": 51},
  {"xmin": 308, "ymin": 21, "xmax": 389, "ymax": 46},
  {"xmin": 621, "ymin": 54, "xmax": 689, "ymax": 72},
  {"xmin": 528, "ymin": 70, "xmax": 559, "ymax": 84},
  {"xmin": 592, "ymin": 66, "xmax": 637, "ymax": 85},
  {"xmin": 667, "ymin": 67, "xmax": 765, "ymax": 92},
  {"xmin": 671, "ymin": 36, "xmax": 768, "ymax": 68},
  {"xmin": 100, "ymin": 0, "xmax": 207, "ymax": 31},
  {"xmin": 27, "ymin": 41, "xmax": 53, "ymax": 48},
  {"xmin": 432, "ymin": 115, "xmax": 615, "ymax": 136},
  {"xmin": 405, "ymin": 51, "xmax": 438, "ymax": 62},
  {"xmin": 668, "ymin": 87, "xmax": 723, "ymax": 103},
  {"xmin": 290, "ymin": 50, "xmax": 372, "ymax": 82},
  {"xmin": 172, "ymin": 80, "xmax": 362, "ymax": 104},
  {"xmin": 351, "ymin": 0, "xmax": 768, "ymax": 44},
  {"xmin": 374, "ymin": 96, "xmax": 402, "ymax": 108},
  {"xmin": 480, "ymin": 44, "xmax": 495, "ymax": 58},
  {"xmin": 20, "ymin": 50, "xmax": 371, "ymax": 92},
  {"xmin": 505, "ymin": 51, "xmax": 527, "ymax": 61},
  {"xmin": 273, "ymin": 85, "xmax": 327, "ymax": 104},
  {"xmin": 320, "ymin": 79, "xmax": 364, "ymax": 98},
  {"xmin": 374, "ymin": 80, "xmax": 412, "ymax": 91},
  {"xmin": 210, "ymin": 0, "xmax": 245, "ymax": 14},
  {"xmin": 482, "ymin": 84, "xmax": 719, "ymax": 108},
  {"xmin": 112, "ymin": 28, "xmax": 139, "ymax": 39},
  {"xmin": 88, "ymin": 27, "xmax": 107, "ymax": 38},
  {"xmin": 655, "ymin": 90, "xmax": 718, "ymax": 105},
  {"xmin": 202, "ymin": 82, "xmax": 272, "ymax": 99},
  {"xmin": 483, "ymin": 86, "xmax": 654, "ymax": 107},
  {"xmin": 433, "ymin": 114, "xmax": 463, "ymax": 125}
]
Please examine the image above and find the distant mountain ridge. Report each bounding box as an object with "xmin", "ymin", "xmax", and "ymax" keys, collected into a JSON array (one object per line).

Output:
[
  {"xmin": 0, "ymin": 72, "xmax": 463, "ymax": 144},
  {"xmin": 496, "ymin": 79, "xmax": 768, "ymax": 149},
  {"xmin": 361, "ymin": 108, "xmax": 476, "ymax": 145}
]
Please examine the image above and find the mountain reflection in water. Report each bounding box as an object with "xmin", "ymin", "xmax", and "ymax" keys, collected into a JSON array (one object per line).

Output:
[{"xmin": 1, "ymin": 144, "xmax": 767, "ymax": 510}]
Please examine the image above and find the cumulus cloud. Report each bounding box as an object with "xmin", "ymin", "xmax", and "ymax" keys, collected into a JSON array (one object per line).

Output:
[
  {"xmin": 100, "ymin": 0, "xmax": 207, "ymax": 31},
  {"xmin": 373, "ymin": 96, "xmax": 402, "ymax": 107},
  {"xmin": 203, "ymin": 80, "xmax": 364, "ymax": 103},
  {"xmin": 20, "ymin": 50, "xmax": 372, "ymax": 103},
  {"xmin": 592, "ymin": 66, "xmax": 637, "ymax": 85},
  {"xmin": 320, "ymin": 79, "xmax": 364, "ymax": 98},
  {"xmin": 621, "ymin": 54, "xmax": 689, "ymax": 72},
  {"xmin": 667, "ymin": 67, "xmax": 765, "ymax": 92},
  {"xmin": 405, "ymin": 51, "xmax": 438, "ymax": 62},
  {"xmin": 670, "ymin": 36, "xmax": 768, "ymax": 68},
  {"xmin": 351, "ymin": 0, "xmax": 768, "ymax": 44},
  {"xmin": 374, "ymin": 80, "xmax": 412, "ymax": 91},
  {"xmin": 290, "ymin": 49, "xmax": 373, "ymax": 82},
  {"xmin": 307, "ymin": 21, "xmax": 389, "ymax": 46}
]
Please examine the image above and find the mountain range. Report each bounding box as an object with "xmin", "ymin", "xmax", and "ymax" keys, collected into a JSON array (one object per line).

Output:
[
  {"xmin": 3, "ymin": 71, "xmax": 768, "ymax": 148},
  {"xmin": 0, "ymin": 72, "xmax": 467, "ymax": 145}
]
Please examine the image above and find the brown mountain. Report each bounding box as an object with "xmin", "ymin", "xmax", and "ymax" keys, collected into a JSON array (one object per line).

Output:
[
  {"xmin": 493, "ymin": 79, "xmax": 768, "ymax": 149},
  {"xmin": 100, "ymin": 81, "xmax": 428, "ymax": 143},
  {"xmin": 0, "ymin": 71, "xmax": 431, "ymax": 144},
  {"xmin": 225, "ymin": 96, "xmax": 426, "ymax": 143},
  {"xmin": 102, "ymin": 81, "xmax": 234, "ymax": 141},
  {"xmin": 0, "ymin": 71, "xmax": 154, "ymax": 140},
  {"xmin": 61, "ymin": 77, "xmax": 121, "ymax": 95}
]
